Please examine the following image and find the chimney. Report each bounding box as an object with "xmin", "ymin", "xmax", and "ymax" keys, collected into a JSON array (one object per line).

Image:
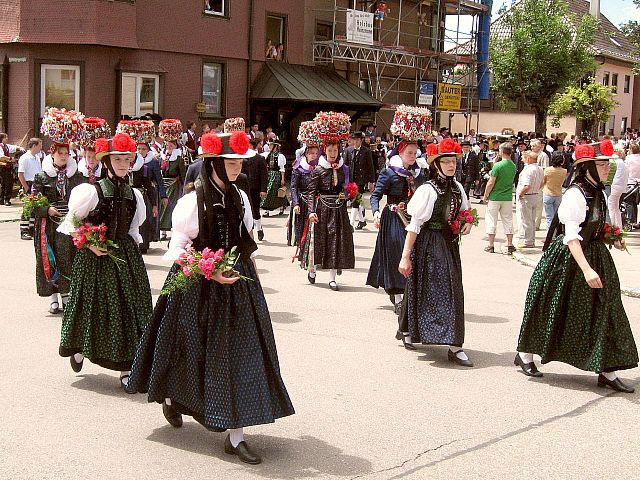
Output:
[{"xmin": 590, "ymin": 0, "xmax": 600, "ymax": 19}]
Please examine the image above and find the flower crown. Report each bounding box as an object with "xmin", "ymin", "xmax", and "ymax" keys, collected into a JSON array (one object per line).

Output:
[
  {"xmin": 40, "ymin": 107, "xmax": 86, "ymax": 145},
  {"xmin": 116, "ymin": 120, "xmax": 156, "ymax": 143},
  {"xmin": 390, "ymin": 105, "xmax": 432, "ymax": 141}
]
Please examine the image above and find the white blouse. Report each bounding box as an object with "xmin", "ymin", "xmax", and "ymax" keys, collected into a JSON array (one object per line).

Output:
[
  {"xmin": 57, "ymin": 183, "xmax": 147, "ymax": 244},
  {"xmin": 557, "ymin": 186, "xmax": 607, "ymax": 245},
  {"xmin": 164, "ymin": 186, "xmax": 255, "ymax": 262},
  {"xmin": 261, "ymin": 152, "xmax": 286, "ymax": 172},
  {"xmin": 405, "ymin": 180, "xmax": 470, "ymax": 234}
]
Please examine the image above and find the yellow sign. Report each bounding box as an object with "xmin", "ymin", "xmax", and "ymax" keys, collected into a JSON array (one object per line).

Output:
[
  {"xmin": 437, "ymin": 83, "xmax": 462, "ymax": 110},
  {"xmin": 195, "ymin": 102, "xmax": 206, "ymax": 113}
]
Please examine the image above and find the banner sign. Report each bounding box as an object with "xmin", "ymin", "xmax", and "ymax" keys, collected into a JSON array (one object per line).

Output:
[
  {"xmin": 346, "ymin": 9, "xmax": 374, "ymax": 45},
  {"xmin": 437, "ymin": 83, "xmax": 462, "ymax": 110},
  {"xmin": 418, "ymin": 81, "xmax": 436, "ymax": 106}
]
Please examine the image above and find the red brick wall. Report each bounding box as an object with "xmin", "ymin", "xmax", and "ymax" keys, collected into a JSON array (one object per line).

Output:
[{"xmin": 0, "ymin": 1, "xmax": 20, "ymax": 43}]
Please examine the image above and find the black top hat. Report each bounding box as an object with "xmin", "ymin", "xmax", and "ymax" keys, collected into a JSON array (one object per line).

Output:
[{"xmin": 351, "ymin": 131, "xmax": 365, "ymax": 139}]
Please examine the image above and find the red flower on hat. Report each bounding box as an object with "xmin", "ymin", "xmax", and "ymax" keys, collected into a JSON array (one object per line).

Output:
[
  {"xmin": 440, "ymin": 138, "xmax": 457, "ymax": 154},
  {"xmin": 426, "ymin": 143, "xmax": 439, "ymax": 156},
  {"xmin": 229, "ymin": 131, "xmax": 250, "ymax": 155},
  {"xmin": 95, "ymin": 137, "xmax": 109, "ymax": 154},
  {"xmin": 575, "ymin": 144, "xmax": 595, "ymax": 160},
  {"xmin": 454, "ymin": 143, "xmax": 462, "ymax": 154},
  {"xmin": 200, "ymin": 133, "xmax": 223, "ymax": 156},
  {"xmin": 600, "ymin": 139, "xmax": 614, "ymax": 156},
  {"xmin": 112, "ymin": 133, "xmax": 137, "ymax": 153}
]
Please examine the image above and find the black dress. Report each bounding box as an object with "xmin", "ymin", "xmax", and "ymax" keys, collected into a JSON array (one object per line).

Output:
[
  {"xmin": 131, "ymin": 163, "xmax": 158, "ymax": 250},
  {"xmin": 303, "ymin": 160, "xmax": 355, "ymax": 270},
  {"xmin": 127, "ymin": 169, "xmax": 294, "ymax": 430},
  {"xmin": 288, "ymin": 162, "xmax": 313, "ymax": 246},
  {"xmin": 366, "ymin": 166, "xmax": 424, "ymax": 295}
]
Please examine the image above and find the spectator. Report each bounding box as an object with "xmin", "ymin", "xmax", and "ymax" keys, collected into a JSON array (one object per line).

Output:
[
  {"xmin": 0, "ymin": 132, "xmax": 23, "ymax": 205},
  {"xmin": 624, "ymin": 143, "xmax": 640, "ymax": 227},
  {"xmin": 542, "ymin": 153, "xmax": 568, "ymax": 231},
  {"xmin": 608, "ymin": 146, "xmax": 628, "ymax": 228},
  {"xmin": 18, "ymin": 138, "xmax": 43, "ymax": 239},
  {"xmin": 265, "ymin": 39, "xmax": 277, "ymax": 59},
  {"xmin": 460, "ymin": 140, "xmax": 479, "ymax": 198},
  {"xmin": 275, "ymin": 43, "xmax": 284, "ymax": 61},
  {"xmin": 483, "ymin": 142, "xmax": 517, "ymax": 254},
  {"xmin": 516, "ymin": 150, "xmax": 544, "ymax": 248}
]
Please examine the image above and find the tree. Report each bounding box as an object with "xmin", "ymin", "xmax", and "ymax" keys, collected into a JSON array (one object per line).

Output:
[
  {"xmin": 489, "ymin": 0, "xmax": 598, "ymax": 134},
  {"xmin": 548, "ymin": 77, "xmax": 619, "ymax": 137},
  {"xmin": 620, "ymin": 0, "xmax": 640, "ymax": 74}
]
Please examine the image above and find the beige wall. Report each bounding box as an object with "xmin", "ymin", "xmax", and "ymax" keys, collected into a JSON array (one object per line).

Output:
[{"xmin": 596, "ymin": 62, "xmax": 635, "ymax": 136}]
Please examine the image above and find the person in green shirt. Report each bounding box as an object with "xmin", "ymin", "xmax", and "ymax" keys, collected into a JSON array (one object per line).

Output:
[{"xmin": 482, "ymin": 142, "xmax": 517, "ymax": 253}]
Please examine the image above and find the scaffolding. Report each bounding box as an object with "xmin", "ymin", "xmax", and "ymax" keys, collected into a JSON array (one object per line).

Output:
[{"xmin": 312, "ymin": 0, "xmax": 489, "ymax": 133}]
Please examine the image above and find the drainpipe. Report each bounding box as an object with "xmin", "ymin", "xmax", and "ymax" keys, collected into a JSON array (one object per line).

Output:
[{"xmin": 247, "ymin": 0, "xmax": 255, "ymax": 121}]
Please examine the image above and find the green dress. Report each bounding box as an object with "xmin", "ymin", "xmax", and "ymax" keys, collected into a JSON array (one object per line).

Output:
[
  {"xmin": 517, "ymin": 181, "xmax": 638, "ymax": 373},
  {"xmin": 32, "ymin": 168, "xmax": 83, "ymax": 297},
  {"xmin": 59, "ymin": 178, "xmax": 152, "ymax": 371},
  {"xmin": 159, "ymin": 153, "xmax": 186, "ymax": 231}
]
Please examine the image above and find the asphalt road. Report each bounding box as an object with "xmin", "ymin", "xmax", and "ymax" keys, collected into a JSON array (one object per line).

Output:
[{"xmin": 1, "ymin": 204, "xmax": 639, "ymax": 480}]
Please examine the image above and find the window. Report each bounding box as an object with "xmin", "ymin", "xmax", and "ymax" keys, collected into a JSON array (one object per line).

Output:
[
  {"xmin": 202, "ymin": 62, "xmax": 223, "ymax": 116},
  {"xmin": 40, "ymin": 64, "xmax": 80, "ymax": 115},
  {"xmin": 607, "ymin": 115, "xmax": 615, "ymax": 135},
  {"xmin": 204, "ymin": 0, "xmax": 225, "ymax": 16},
  {"xmin": 603, "ymin": 72, "xmax": 610, "ymax": 86},
  {"xmin": 359, "ymin": 79, "xmax": 371, "ymax": 94},
  {"xmin": 622, "ymin": 117, "xmax": 628, "ymax": 133},
  {"xmin": 612, "ymin": 73, "xmax": 618, "ymax": 93},
  {"xmin": 624, "ymin": 75, "xmax": 631, "ymax": 94},
  {"xmin": 266, "ymin": 14, "xmax": 287, "ymax": 61},
  {"xmin": 315, "ymin": 21, "xmax": 333, "ymax": 41},
  {"xmin": 121, "ymin": 73, "xmax": 159, "ymax": 117}
]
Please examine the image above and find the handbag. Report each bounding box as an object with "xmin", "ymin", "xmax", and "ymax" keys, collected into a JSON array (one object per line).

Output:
[{"xmin": 277, "ymin": 187, "xmax": 287, "ymax": 198}]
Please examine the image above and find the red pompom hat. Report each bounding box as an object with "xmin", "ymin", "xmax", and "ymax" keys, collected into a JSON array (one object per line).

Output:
[
  {"xmin": 427, "ymin": 137, "xmax": 460, "ymax": 165},
  {"xmin": 198, "ymin": 132, "xmax": 252, "ymax": 159},
  {"xmin": 94, "ymin": 133, "xmax": 138, "ymax": 161}
]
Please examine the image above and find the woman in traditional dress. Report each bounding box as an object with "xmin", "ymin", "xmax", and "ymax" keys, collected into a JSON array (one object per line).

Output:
[
  {"xmin": 77, "ymin": 147, "xmax": 102, "ymax": 184},
  {"xmin": 57, "ymin": 133, "xmax": 152, "ymax": 389},
  {"xmin": 32, "ymin": 144, "xmax": 83, "ymax": 314},
  {"xmin": 515, "ymin": 144, "xmax": 638, "ymax": 392},
  {"xmin": 126, "ymin": 132, "xmax": 294, "ymax": 465},
  {"xmin": 304, "ymin": 112, "xmax": 355, "ymax": 291},
  {"xmin": 397, "ymin": 143, "xmax": 474, "ymax": 367},
  {"xmin": 158, "ymin": 120, "xmax": 186, "ymax": 237},
  {"xmin": 288, "ymin": 144, "xmax": 318, "ymax": 246},
  {"xmin": 260, "ymin": 140, "xmax": 289, "ymax": 216},
  {"xmin": 367, "ymin": 143, "xmax": 425, "ymax": 312},
  {"xmin": 131, "ymin": 142, "xmax": 163, "ymax": 253}
]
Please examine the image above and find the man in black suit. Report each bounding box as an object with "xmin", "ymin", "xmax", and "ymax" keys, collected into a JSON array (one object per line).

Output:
[
  {"xmin": 344, "ymin": 131, "xmax": 375, "ymax": 229},
  {"xmin": 460, "ymin": 141, "xmax": 479, "ymax": 198},
  {"xmin": 241, "ymin": 136, "xmax": 268, "ymax": 240}
]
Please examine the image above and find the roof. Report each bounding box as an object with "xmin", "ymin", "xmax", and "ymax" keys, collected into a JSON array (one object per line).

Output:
[
  {"xmin": 447, "ymin": 0, "xmax": 639, "ymax": 64},
  {"xmin": 251, "ymin": 61, "xmax": 382, "ymax": 109}
]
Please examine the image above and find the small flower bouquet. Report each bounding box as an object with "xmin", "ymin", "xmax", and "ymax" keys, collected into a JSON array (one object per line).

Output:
[
  {"xmin": 72, "ymin": 223, "xmax": 125, "ymax": 267},
  {"xmin": 390, "ymin": 202, "xmax": 406, "ymax": 212},
  {"xmin": 346, "ymin": 182, "xmax": 363, "ymax": 207},
  {"xmin": 450, "ymin": 208, "xmax": 480, "ymax": 242},
  {"xmin": 602, "ymin": 223, "xmax": 629, "ymax": 253},
  {"xmin": 20, "ymin": 192, "xmax": 50, "ymax": 218},
  {"xmin": 161, "ymin": 246, "xmax": 252, "ymax": 295}
]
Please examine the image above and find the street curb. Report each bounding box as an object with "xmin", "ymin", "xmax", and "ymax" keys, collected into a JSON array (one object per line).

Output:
[
  {"xmin": 0, "ymin": 218, "xmax": 20, "ymax": 223},
  {"xmin": 512, "ymin": 251, "xmax": 640, "ymax": 299}
]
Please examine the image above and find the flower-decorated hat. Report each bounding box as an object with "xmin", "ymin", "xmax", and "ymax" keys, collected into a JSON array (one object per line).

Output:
[
  {"xmin": 223, "ymin": 117, "xmax": 246, "ymax": 133},
  {"xmin": 80, "ymin": 117, "xmax": 111, "ymax": 149},
  {"xmin": 95, "ymin": 133, "xmax": 138, "ymax": 161},
  {"xmin": 198, "ymin": 131, "xmax": 252, "ymax": 159},
  {"xmin": 314, "ymin": 111, "xmax": 351, "ymax": 145},
  {"xmin": 427, "ymin": 137, "xmax": 459, "ymax": 165},
  {"xmin": 390, "ymin": 105, "xmax": 432, "ymax": 142},
  {"xmin": 40, "ymin": 107, "xmax": 86, "ymax": 145},
  {"xmin": 572, "ymin": 144, "xmax": 597, "ymax": 166},
  {"xmin": 116, "ymin": 120, "xmax": 156, "ymax": 144},
  {"xmin": 297, "ymin": 121, "xmax": 321, "ymax": 147},
  {"xmin": 158, "ymin": 119, "xmax": 183, "ymax": 142}
]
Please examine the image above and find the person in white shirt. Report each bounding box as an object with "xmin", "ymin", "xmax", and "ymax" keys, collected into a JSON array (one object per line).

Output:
[
  {"xmin": 530, "ymin": 139, "xmax": 548, "ymax": 228},
  {"xmin": 516, "ymin": 151, "xmax": 544, "ymax": 247},
  {"xmin": 18, "ymin": 138, "xmax": 43, "ymax": 239},
  {"xmin": 0, "ymin": 132, "xmax": 23, "ymax": 205},
  {"xmin": 608, "ymin": 143, "xmax": 629, "ymax": 228}
]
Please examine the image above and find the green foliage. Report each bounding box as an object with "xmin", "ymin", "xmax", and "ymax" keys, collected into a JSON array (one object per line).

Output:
[
  {"xmin": 548, "ymin": 77, "xmax": 619, "ymax": 135},
  {"xmin": 489, "ymin": 0, "xmax": 598, "ymax": 132}
]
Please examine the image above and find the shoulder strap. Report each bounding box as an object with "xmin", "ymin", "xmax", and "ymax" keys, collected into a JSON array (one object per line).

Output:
[{"xmin": 94, "ymin": 181, "xmax": 105, "ymax": 202}]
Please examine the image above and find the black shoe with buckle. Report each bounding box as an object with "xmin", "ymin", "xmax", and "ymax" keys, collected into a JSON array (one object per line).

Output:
[
  {"xmin": 308, "ymin": 272, "xmax": 316, "ymax": 284},
  {"xmin": 49, "ymin": 302, "xmax": 60, "ymax": 314},
  {"xmin": 162, "ymin": 401, "xmax": 183, "ymax": 428},
  {"xmin": 514, "ymin": 354, "xmax": 543, "ymax": 377},
  {"xmin": 597, "ymin": 374, "xmax": 635, "ymax": 393},
  {"xmin": 395, "ymin": 330, "xmax": 416, "ymax": 350},
  {"xmin": 224, "ymin": 435, "xmax": 262, "ymax": 465},
  {"xmin": 328, "ymin": 281, "xmax": 339, "ymax": 291},
  {"xmin": 257, "ymin": 229, "xmax": 264, "ymax": 241},
  {"xmin": 448, "ymin": 349, "xmax": 474, "ymax": 367},
  {"xmin": 21, "ymin": 232, "xmax": 33, "ymax": 240}
]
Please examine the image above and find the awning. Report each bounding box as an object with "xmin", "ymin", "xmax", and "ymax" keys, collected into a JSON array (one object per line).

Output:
[{"xmin": 251, "ymin": 61, "xmax": 382, "ymax": 109}]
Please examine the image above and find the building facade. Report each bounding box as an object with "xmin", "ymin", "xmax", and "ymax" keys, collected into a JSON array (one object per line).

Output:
[{"xmin": 0, "ymin": 0, "xmax": 304, "ymax": 142}]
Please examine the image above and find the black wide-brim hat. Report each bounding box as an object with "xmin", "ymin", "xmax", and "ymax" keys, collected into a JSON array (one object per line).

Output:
[{"xmin": 199, "ymin": 132, "xmax": 252, "ymax": 159}]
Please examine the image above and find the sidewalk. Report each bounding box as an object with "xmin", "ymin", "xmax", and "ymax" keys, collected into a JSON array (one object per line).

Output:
[
  {"xmin": 0, "ymin": 201, "xmax": 23, "ymax": 223},
  {"xmin": 470, "ymin": 199, "xmax": 640, "ymax": 298}
]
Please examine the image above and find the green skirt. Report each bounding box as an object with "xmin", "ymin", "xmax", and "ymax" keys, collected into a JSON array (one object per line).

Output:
[
  {"xmin": 159, "ymin": 177, "xmax": 182, "ymax": 231},
  {"xmin": 59, "ymin": 236, "xmax": 152, "ymax": 371},
  {"xmin": 517, "ymin": 235, "xmax": 638, "ymax": 373},
  {"xmin": 260, "ymin": 170, "xmax": 289, "ymax": 211}
]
